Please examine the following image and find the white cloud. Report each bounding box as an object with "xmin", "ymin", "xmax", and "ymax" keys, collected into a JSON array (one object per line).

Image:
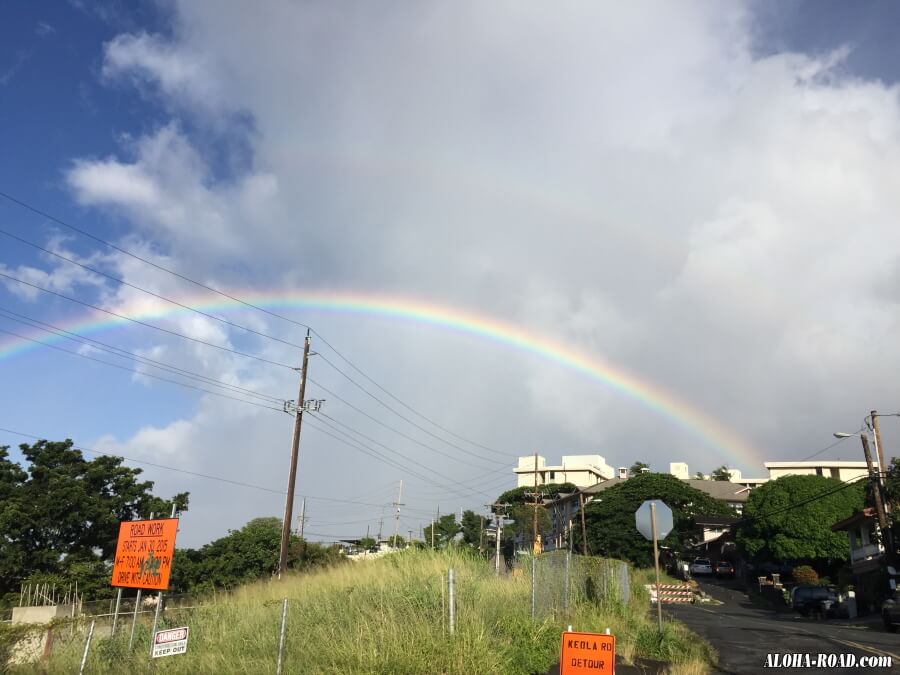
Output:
[{"xmin": 56, "ymin": 1, "xmax": 900, "ymax": 543}]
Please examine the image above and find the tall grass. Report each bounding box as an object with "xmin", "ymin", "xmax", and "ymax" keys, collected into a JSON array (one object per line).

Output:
[{"xmin": 19, "ymin": 550, "xmax": 714, "ymax": 674}]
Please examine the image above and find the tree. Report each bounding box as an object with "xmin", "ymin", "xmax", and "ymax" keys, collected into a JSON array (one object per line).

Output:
[
  {"xmin": 496, "ymin": 483, "xmax": 577, "ymax": 506},
  {"xmin": 171, "ymin": 517, "xmax": 345, "ymax": 592},
  {"xmin": 694, "ymin": 472, "xmax": 706, "ymax": 480},
  {"xmin": 0, "ymin": 440, "xmax": 188, "ymax": 601},
  {"xmin": 630, "ymin": 462, "xmax": 650, "ymax": 476},
  {"xmin": 734, "ymin": 475, "xmax": 865, "ymax": 563},
  {"xmin": 579, "ymin": 473, "xmax": 734, "ymax": 567},
  {"xmin": 423, "ymin": 515, "xmax": 460, "ymax": 549},
  {"xmin": 460, "ymin": 510, "xmax": 483, "ymax": 549},
  {"xmin": 494, "ymin": 483, "xmax": 575, "ymax": 549},
  {"xmin": 710, "ymin": 466, "xmax": 732, "ymax": 481}
]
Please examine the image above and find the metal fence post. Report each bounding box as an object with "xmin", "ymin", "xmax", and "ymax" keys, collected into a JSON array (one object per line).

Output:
[
  {"xmin": 111, "ymin": 588, "xmax": 122, "ymax": 636},
  {"xmin": 564, "ymin": 552, "xmax": 570, "ymax": 613},
  {"xmin": 530, "ymin": 556, "xmax": 536, "ymax": 619},
  {"xmin": 276, "ymin": 597, "xmax": 288, "ymax": 675},
  {"xmin": 448, "ymin": 568, "xmax": 456, "ymax": 635},
  {"xmin": 78, "ymin": 619, "xmax": 95, "ymax": 675},
  {"xmin": 149, "ymin": 592, "xmax": 164, "ymax": 659},
  {"xmin": 128, "ymin": 589, "xmax": 141, "ymax": 650}
]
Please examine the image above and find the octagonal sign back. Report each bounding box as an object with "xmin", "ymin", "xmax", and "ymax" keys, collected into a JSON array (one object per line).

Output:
[{"xmin": 634, "ymin": 500, "xmax": 673, "ymax": 541}]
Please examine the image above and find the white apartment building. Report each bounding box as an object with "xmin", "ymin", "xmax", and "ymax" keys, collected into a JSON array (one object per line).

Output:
[
  {"xmin": 765, "ymin": 460, "xmax": 869, "ymax": 482},
  {"xmin": 513, "ymin": 454, "xmax": 615, "ymax": 488}
]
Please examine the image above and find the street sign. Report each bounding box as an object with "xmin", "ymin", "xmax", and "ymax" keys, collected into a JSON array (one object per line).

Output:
[
  {"xmin": 635, "ymin": 500, "xmax": 673, "ymax": 541},
  {"xmin": 151, "ymin": 626, "xmax": 189, "ymax": 658},
  {"xmin": 560, "ymin": 631, "xmax": 615, "ymax": 674},
  {"xmin": 111, "ymin": 518, "xmax": 179, "ymax": 590}
]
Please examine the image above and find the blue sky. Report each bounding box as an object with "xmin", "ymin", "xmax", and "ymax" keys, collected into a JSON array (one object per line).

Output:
[{"xmin": 3, "ymin": 1, "xmax": 900, "ymax": 547}]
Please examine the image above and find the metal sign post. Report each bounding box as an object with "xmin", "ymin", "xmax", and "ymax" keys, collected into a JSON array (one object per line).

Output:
[
  {"xmin": 650, "ymin": 503, "xmax": 663, "ymax": 632},
  {"xmin": 635, "ymin": 499, "xmax": 673, "ymax": 633}
]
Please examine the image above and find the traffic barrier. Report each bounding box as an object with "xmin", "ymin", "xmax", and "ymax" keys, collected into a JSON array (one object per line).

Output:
[{"xmin": 645, "ymin": 584, "xmax": 695, "ymax": 603}]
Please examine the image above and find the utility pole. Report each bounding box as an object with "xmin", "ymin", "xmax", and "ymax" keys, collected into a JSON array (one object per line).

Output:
[
  {"xmin": 533, "ymin": 452, "xmax": 539, "ymax": 551},
  {"xmin": 430, "ymin": 520, "xmax": 435, "ymax": 549},
  {"xmin": 297, "ymin": 497, "xmax": 306, "ymax": 540},
  {"xmin": 392, "ymin": 480, "xmax": 404, "ymax": 548},
  {"xmin": 862, "ymin": 433, "xmax": 896, "ymax": 567},
  {"xmin": 490, "ymin": 503, "xmax": 510, "ymax": 576},
  {"xmin": 579, "ymin": 492, "xmax": 589, "ymax": 556},
  {"xmin": 278, "ymin": 330, "xmax": 311, "ymax": 579},
  {"xmin": 378, "ymin": 507, "xmax": 385, "ymax": 544},
  {"xmin": 871, "ymin": 411, "xmax": 888, "ymax": 487}
]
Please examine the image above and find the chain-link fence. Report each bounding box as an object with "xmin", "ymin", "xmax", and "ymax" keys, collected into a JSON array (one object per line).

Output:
[{"xmin": 528, "ymin": 551, "xmax": 630, "ymax": 619}]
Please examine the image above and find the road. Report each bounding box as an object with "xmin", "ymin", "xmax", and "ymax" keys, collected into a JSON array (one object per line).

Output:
[{"xmin": 668, "ymin": 578, "xmax": 899, "ymax": 674}]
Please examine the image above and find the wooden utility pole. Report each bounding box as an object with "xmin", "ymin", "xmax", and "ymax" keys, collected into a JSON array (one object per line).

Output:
[
  {"xmin": 298, "ymin": 498, "xmax": 306, "ymax": 540},
  {"xmin": 392, "ymin": 480, "xmax": 403, "ymax": 548},
  {"xmin": 532, "ymin": 452, "xmax": 539, "ymax": 550},
  {"xmin": 871, "ymin": 411, "xmax": 887, "ymax": 486},
  {"xmin": 579, "ymin": 493, "xmax": 589, "ymax": 556},
  {"xmin": 278, "ymin": 331, "xmax": 311, "ymax": 579},
  {"xmin": 861, "ymin": 435, "xmax": 889, "ymax": 532}
]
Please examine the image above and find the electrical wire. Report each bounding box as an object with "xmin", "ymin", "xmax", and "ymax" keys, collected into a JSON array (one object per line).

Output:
[
  {"xmin": 0, "ymin": 270, "xmax": 296, "ymax": 370},
  {"xmin": 0, "ymin": 191, "xmax": 513, "ymax": 460},
  {"xmin": 308, "ymin": 379, "xmax": 508, "ymax": 470},
  {"xmin": 0, "ymin": 306, "xmax": 284, "ymax": 405},
  {"xmin": 0, "ymin": 325, "xmax": 284, "ymax": 412}
]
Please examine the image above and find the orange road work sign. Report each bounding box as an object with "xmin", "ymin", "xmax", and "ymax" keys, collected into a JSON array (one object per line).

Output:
[
  {"xmin": 111, "ymin": 518, "xmax": 179, "ymax": 590},
  {"xmin": 560, "ymin": 631, "xmax": 615, "ymax": 674}
]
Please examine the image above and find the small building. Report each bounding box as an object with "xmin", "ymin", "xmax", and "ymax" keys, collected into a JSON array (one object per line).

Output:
[
  {"xmin": 513, "ymin": 454, "xmax": 615, "ymax": 488},
  {"xmin": 831, "ymin": 508, "xmax": 885, "ymax": 613}
]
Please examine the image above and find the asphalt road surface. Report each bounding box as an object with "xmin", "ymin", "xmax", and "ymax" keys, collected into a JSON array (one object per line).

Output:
[{"xmin": 668, "ymin": 578, "xmax": 899, "ymax": 674}]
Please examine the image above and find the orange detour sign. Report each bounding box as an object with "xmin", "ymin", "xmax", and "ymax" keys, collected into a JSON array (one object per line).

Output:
[
  {"xmin": 560, "ymin": 631, "xmax": 615, "ymax": 674},
  {"xmin": 111, "ymin": 518, "xmax": 179, "ymax": 590}
]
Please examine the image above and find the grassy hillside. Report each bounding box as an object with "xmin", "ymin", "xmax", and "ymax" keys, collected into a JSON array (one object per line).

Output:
[{"xmin": 15, "ymin": 550, "xmax": 713, "ymax": 674}]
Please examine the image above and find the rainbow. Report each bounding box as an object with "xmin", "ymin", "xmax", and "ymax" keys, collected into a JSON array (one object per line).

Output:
[{"xmin": 0, "ymin": 290, "xmax": 763, "ymax": 469}]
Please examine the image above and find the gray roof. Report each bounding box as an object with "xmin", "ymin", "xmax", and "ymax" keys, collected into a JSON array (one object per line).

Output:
[{"xmin": 576, "ymin": 477, "xmax": 749, "ymax": 503}]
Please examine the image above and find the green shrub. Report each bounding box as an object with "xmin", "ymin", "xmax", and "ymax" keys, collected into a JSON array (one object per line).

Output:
[{"xmin": 792, "ymin": 565, "xmax": 818, "ymax": 585}]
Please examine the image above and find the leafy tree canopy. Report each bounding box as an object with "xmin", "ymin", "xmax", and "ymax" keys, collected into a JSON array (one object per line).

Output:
[
  {"xmin": 460, "ymin": 510, "xmax": 484, "ymax": 549},
  {"xmin": 629, "ymin": 462, "xmax": 650, "ymax": 475},
  {"xmin": 710, "ymin": 466, "xmax": 733, "ymax": 481},
  {"xmin": 0, "ymin": 440, "xmax": 188, "ymax": 602},
  {"xmin": 495, "ymin": 482, "xmax": 577, "ymax": 507},
  {"xmin": 423, "ymin": 514, "xmax": 460, "ymax": 549},
  {"xmin": 171, "ymin": 517, "xmax": 345, "ymax": 593},
  {"xmin": 734, "ymin": 474, "xmax": 865, "ymax": 562},
  {"xmin": 579, "ymin": 473, "xmax": 734, "ymax": 567}
]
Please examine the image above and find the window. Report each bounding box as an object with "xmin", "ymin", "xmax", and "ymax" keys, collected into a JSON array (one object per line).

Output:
[
  {"xmin": 549, "ymin": 471, "xmax": 555, "ymax": 480},
  {"xmin": 815, "ymin": 467, "xmax": 823, "ymax": 476}
]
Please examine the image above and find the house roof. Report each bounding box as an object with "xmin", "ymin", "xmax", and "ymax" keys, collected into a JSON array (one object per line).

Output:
[
  {"xmin": 575, "ymin": 477, "xmax": 749, "ymax": 503},
  {"xmin": 831, "ymin": 507, "xmax": 877, "ymax": 532}
]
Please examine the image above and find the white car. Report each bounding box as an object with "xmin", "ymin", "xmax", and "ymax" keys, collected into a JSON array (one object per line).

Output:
[{"xmin": 689, "ymin": 558, "xmax": 713, "ymax": 575}]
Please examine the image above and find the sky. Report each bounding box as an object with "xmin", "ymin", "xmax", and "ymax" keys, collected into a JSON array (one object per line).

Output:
[{"xmin": 3, "ymin": 1, "xmax": 900, "ymax": 548}]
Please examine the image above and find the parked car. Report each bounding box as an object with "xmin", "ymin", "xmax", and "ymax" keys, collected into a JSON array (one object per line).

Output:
[
  {"xmin": 715, "ymin": 561, "xmax": 735, "ymax": 577},
  {"xmin": 882, "ymin": 592, "xmax": 900, "ymax": 632},
  {"xmin": 790, "ymin": 585, "xmax": 838, "ymax": 618},
  {"xmin": 689, "ymin": 558, "xmax": 713, "ymax": 575}
]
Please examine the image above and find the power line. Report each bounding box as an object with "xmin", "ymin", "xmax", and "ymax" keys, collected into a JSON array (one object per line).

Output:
[
  {"xmin": 0, "ymin": 306, "xmax": 284, "ymax": 405},
  {"xmin": 0, "ymin": 426, "xmax": 395, "ymax": 509},
  {"xmin": 315, "ymin": 351, "xmax": 511, "ymax": 460},
  {"xmin": 0, "ymin": 191, "xmax": 510, "ymax": 461},
  {"xmin": 0, "ymin": 270, "xmax": 295, "ymax": 370},
  {"xmin": 304, "ymin": 414, "xmax": 496, "ymax": 501},
  {"xmin": 736, "ymin": 474, "xmax": 868, "ymax": 526},
  {"xmin": 308, "ymin": 379, "xmax": 508, "ymax": 470},
  {"xmin": 0, "ymin": 226, "xmax": 309, "ymax": 351},
  {"xmin": 0, "ymin": 324, "xmax": 284, "ymax": 412}
]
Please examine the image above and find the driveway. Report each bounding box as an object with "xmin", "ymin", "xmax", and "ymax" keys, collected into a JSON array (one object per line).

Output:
[{"xmin": 668, "ymin": 578, "xmax": 899, "ymax": 674}]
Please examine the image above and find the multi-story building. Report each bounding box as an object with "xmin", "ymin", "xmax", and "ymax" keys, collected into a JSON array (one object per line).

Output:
[
  {"xmin": 513, "ymin": 454, "xmax": 615, "ymax": 488},
  {"xmin": 765, "ymin": 460, "xmax": 869, "ymax": 483}
]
